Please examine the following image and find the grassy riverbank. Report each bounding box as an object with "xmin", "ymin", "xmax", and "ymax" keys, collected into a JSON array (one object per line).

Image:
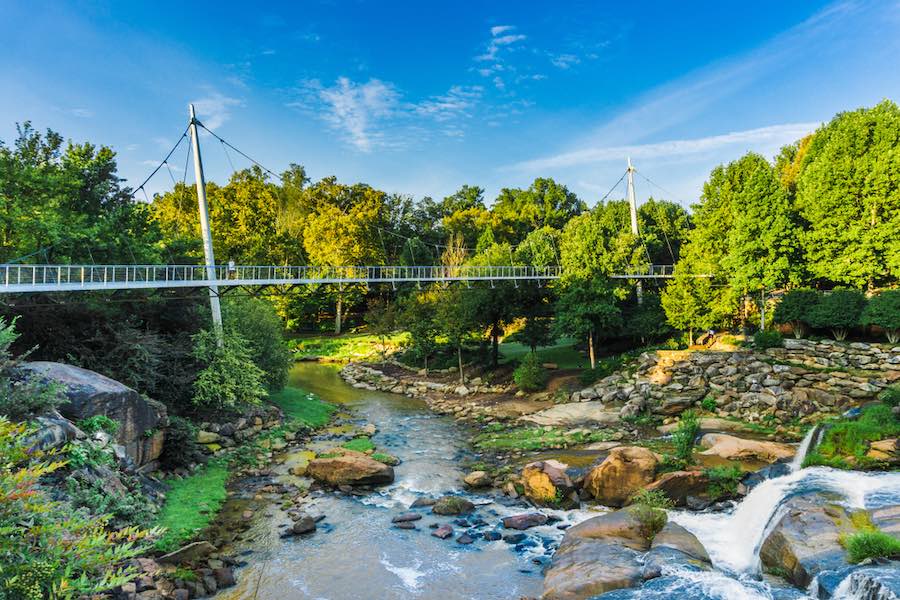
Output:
[
  {"xmin": 288, "ymin": 332, "xmax": 409, "ymax": 362},
  {"xmin": 154, "ymin": 462, "xmax": 230, "ymax": 553}
]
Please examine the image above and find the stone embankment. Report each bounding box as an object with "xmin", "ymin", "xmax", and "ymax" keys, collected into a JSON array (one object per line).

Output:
[
  {"xmin": 192, "ymin": 406, "xmax": 285, "ymax": 457},
  {"xmin": 571, "ymin": 340, "xmax": 898, "ymax": 425}
]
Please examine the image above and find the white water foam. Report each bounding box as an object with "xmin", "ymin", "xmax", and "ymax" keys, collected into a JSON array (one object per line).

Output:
[
  {"xmin": 380, "ymin": 555, "xmax": 428, "ymax": 592},
  {"xmin": 670, "ymin": 467, "xmax": 900, "ymax": 575},
  {"xmin": 790, "ymin": 425, "xmax": 822, "ymax": 471}
]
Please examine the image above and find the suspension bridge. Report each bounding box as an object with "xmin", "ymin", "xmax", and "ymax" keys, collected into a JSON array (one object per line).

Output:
[{"xmin": 0, "ymin": 106, "xmax": 689, "ymax": 312}]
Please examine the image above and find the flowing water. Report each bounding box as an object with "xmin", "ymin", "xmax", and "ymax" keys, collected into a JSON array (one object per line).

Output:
[
  {"xmin": 216, "ymin": 363, "xmax": 593, "ymax": 600},
  {"xmin": 218, "ymin": 363, "xmax": 900, "ymax": 600}
]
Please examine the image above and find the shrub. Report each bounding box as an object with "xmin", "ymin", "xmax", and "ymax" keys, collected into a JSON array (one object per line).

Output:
[
  {"xmin": 78, "ymin": 414, "xmax": 119, "ymax": 436},
  {"xmin": 223, "ymin": 297, "xmax": 292, "ymax": 391},
  {"xmin": 700, "ymin": 396, "xmax": 717, "ymax": 412},
  {"xmin": 806, "ymin": 288, "xmax": 866, "ymax": 341},
  {"xmin": 159, "ymin": 416, "xmax": 205, "ymax": 470},
  {"xmin": 0, "ymin": 317, "xmax": 64, "ymax": 420},
  {"xmin": 0, "ymin": 417, "xmax": 157, "ymax": 598},
  {"xmin": 67, "ymin": 440, "xmax": 115, "ymax": 469},
  {"xmin": 66, "ymin": 477, "xmax": 157, "ymax": 530},
  {"xmin": 843, "ymin": 530, "xmax": 900, "ymax": 563},
  {"xmin": 192, "ymin": 329, "xmax": 267, "ymax": 411},
  {"xmin": 514, "ymin": 353, "xmax": 548, "ymax": 392},
  {"xmin": 773, "ymin": 288, "xmax": 819, "ymax": 338},
  {"xmin": 803, "ymin": 403, "xmax": 900, "ymax": 468},
  {"xmin": 671, "ymin": 410, "xmax": 700, "ymax": 464},
  {"xmin": 861, "ymin": 290, "xmax": 900, "ymax": 344},
  {"xmin": 753, "ymin": 329, "xmax": 784, "ymax": 350},
  {"xmin": 879, "ymin": 385, "xmax": 900, "ymax": 408},
  {"xmin": 704, "ymin": 465, "xmax": 743, "ymax": 500},
  {"xmin": 629, "ymin": 488, "xmax": 672, "ymax": 540}
]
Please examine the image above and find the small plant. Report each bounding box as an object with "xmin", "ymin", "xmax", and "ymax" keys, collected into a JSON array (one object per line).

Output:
[
  {"xmin": 67, "ymin": 439, "xmax": 115, "ymax": 469},
  {"xmin": 342, "ymin": 437, "xmax": 375, "ymax": 453},
  {"xmin": 514, "ymin": 352, "xmax": 548, "ymax": 392},
  {"xmin": 629, "ymin": 488, "xmax": 672, "ymax": 540},
  {"xmin": 753, "ymin": 329, "xmax": 783, "ymax": 350},
  {"xmin": 78, "ymin": 414, "xmax": 120, "ymax": 435},
  {"xmin": 670, "ymin": 410, "xmax": 700, "ymax": 465},
  {"xmin": 700, "ymin": 396, "xmax": 717, "ymax": 412},
  {"xmin": 879, "ymin": 385, "xmax": 900, "ymax": 408},
  {"xmin": 703, "ymin": 465, "xmax": 743, "ymax": 500},
  {"xmin": 842, "ymin": 530, "xmax": 900, "ymax": 563},
  {"xmin": 67, "ymin": 477, "xmax": 157, "ymax": 529}
]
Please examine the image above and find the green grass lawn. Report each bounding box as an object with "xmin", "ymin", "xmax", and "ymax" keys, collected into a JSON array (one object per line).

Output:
[
  {"xmin": 288, "ymin": 332, "xmax": 410, "ymax": 362},
  {"xmin": 154, "ymin": 462, "xmax": 229, "ymax": 553},
  {"xmin": 270, "ymin": 387, "xmax": 337, "ymax": 428},
  {"xmin": 499, "ymin": 337, "xmax": 586, "ymax": 369}
]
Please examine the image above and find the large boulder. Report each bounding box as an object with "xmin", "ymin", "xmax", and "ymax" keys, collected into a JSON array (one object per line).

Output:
[
  {"xmin": 521, "ymin": 401, "xmax": 621, "ymax": 427},
  {"xmin": 306, "ymin": 453, "xmax": 394, "ymax": 486},
  {"xmin": 28, "ymin": 410, "xmax": 83, "ymax": 451},
  {"xmin": 759, "ymin": 493, "xmax": 851, "ymax": 587},
  {"xmin": 542, "ymin": 508, "xmax": 707, "ymax": 600},
  {"xmin": 698, "ymin": 433, "xmax": 795, "ymax": 463},
  {"xmin": 642, "ymin": 470, "xmax": 710, "ymax": 507},
  {"xmin": 522, "ymin": 460, "xmax": 577, "ymax": 508},
  {"xmin": 583, "ymin": 447, "xmax": 658, "ymax": 507},
  {"xmin": 22, "ymin": 362, "xmax": 166, "ymax": 466}
]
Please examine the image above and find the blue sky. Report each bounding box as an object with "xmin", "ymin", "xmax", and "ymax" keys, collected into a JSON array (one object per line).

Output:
[{"xmin": 2, "ymin": 0, "xmax": 899, "ymax": 208}]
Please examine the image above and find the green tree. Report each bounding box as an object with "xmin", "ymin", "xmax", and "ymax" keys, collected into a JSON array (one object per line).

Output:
[
  {"xmin": 222, "ymin": 297, "xmax": 291, "ymax": 391},
  {"xmin": 622, "ymin": 294, "xmax": 671, "ymax": 345},
  {"xmin": 795, "ymin": 101, "xmax": 900, "ymax": 289},
  {"xmin": 491, "ymin": 178, "xmax": 586, "ymax": 245},
  {"xmin": 637, "ymin": 198, "xmax": 692, "ymax": 264},
  {"xmin": 465, "ymin": 242, "xmax": 519, "ymax": 367},
  {"xmin": 399, "ymin": 291, "xmax": 439, "ymax": 373},
  {"xmin": 661, "ymin": 264, "xmax": 717, "ymax": 345},
  {"xmin": 806, "ymin": 288, "xmax": 866, "ymax": 341},
  {"xmin": 364, "ymin": 297, "xmax": 399, "ymax": 362},
  {"xmin": 191, "ymin": 329, "xmax": 267, "ymax": 410},
  {"xmin": 861, "ymin": 289, "xmax": 900, "ymax": 343},
  {"xmin": 555, "ymin": 279, "xmax": 621, "ymax": 369},
  {"xmin": 435, "ymin": 286, "xmax": 475, "ymax": 385},
  {"xmin": 772, "ymin": 288, "xmax": 819, "ymax": 338}
]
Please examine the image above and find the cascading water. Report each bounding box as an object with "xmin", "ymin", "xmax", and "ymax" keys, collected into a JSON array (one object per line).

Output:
[{"xmin": 790, "ymin": 424, "xmax": 823, "ymax": 472}]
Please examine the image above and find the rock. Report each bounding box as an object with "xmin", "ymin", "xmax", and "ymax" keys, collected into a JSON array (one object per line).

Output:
[
  {"xmin": 502, "ymin": 513, "xmax": 549, "ymax": 530},
  {"xmin": 457, "ymin": 533, "xmax": 475, "ymax": 544},
  {"xmin": 541, "ymin": 509, "xmax": 649, "ymax": 600},
  {"xmin": 158, "ymin": 541, "xmax": 217, "ymax": 564},
  {"xmin": 484, "ymin": 530, "xmax": 502, "ymax": 541},
  {"xmin": 759, "ymin": 493, "xmax": 851, "ymax": 587},
  {"xmin": 306, "ymin": 454, "xmax": 394, "ymax": 486},
  {"xmin": 867, "ymin": 438, "xmax": 899, "ymax": 462},
  {"xmin": 650, "ymin": 521, "xmax": 710, "ymax": 563},
  {"xmin": 23, "ymin": 361, "xmax": 167, "ymax": 466},
  {"xmin": 699, "ymin": 433, "xmax": 795, "ymax": 463},
  {"xmin": 432, "ymin": 495, "xmax": 475, "ymax": 515},
  {"xmin": 212, "ymin": 567, "xmax": 236, "ymax": 589},
  {"xmin": 521, "ymin": 401, "xmax": 621, "ymax": 427},
  {"xmin": 655, "ymin": 396, "xmax": 698, "ymax": 416},
  {"xmin": 643, "ymin": 471, "xmax": 711, "ymax": 507},
  {"xmin": 28, "ymin": 411, "xmax": 83, "ymax": 451},
  {"xmin": 391, "ymin": 512, "xmax": 423, "ymax": 523},
  {"xmin": 394, "ymin": 521, "xmax": 417, "ymax": 530},
  {"xmin": 432, "ymin": 524, "xmax": 454, "ymax": 539},
  {"xmin": 410, "ymin": 497, "xmax": 437, "ymax": 508},
  {"xmin": 196, "ymin": 430, "xmax": 220, "ymax": 444},
  {"xmin": 521, "ymin": 460, "xmax": 577, "ymax": 508},
  {"xmin": 583, "ymin": 447, "xmax": 659, "ymax": 507},
  {"xmin": 503, "ymin": 532, "xmax": 527, "ymax": 544},
  {"xmin": 455, "ymin": 385, "xmax": 470, "ymax": 396},
  {"xmin": 657, "ymin": 417, "xmax": 757, "ymax": 435},
  {"xmin": 463, "ymin": 470, "xmax": 492, "ymax": 488},
  {"xmin": 832, "ymin": 565, "xmax": 900, "ymax": 600},
  {"xmin": 291, "ymin": 516, "xmax": 316, "ymax": 535}
]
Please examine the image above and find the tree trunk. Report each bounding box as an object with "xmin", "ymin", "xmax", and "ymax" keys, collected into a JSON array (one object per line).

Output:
[
  {"xmin": 424, "ymin": 354, "xmax": 429, "ymax": 376},
  {"xmin": 334, "ymin": 290, "xmax": 343, "ymax": 335},
  {"xmin": 760, "ymin": 288, "xmax": 766, "ymax": 331},
  {"xmin": 490, "ymin": 322, "xmax": 500, "ymax": 368},
  {"xmin": 457, "ymin": 345, "xmax": 464, "ymax": 385},
  {"xmin": 689, "ymin": 327, "xmax": 694, "ymax": 346},
  {"xmin": 588, "ymin": 331, "xmax": 596, "ymax": 370}
]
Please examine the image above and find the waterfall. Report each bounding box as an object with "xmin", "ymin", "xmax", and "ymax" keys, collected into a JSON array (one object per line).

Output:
[{"xmin": 791, "ymin": 424, "xmax": 823, "ymax": 471}]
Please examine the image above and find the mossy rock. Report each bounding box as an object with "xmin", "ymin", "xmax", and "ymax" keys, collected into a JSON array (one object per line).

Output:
[{"xmin": 432, "ymin": 495, "xmax": 475, "ymax": 515}]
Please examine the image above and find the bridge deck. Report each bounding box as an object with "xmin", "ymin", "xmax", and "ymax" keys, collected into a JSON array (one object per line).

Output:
[{"xmin": 0, "ymin": 263, "xmax": 684, "ymax": 293}]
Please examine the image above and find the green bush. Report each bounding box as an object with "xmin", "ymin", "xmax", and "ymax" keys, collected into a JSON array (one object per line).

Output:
[
  {"xmin": 78, "ymin": 415, "xmax": 119, "ymax": 436},
  {"xmin": 704, "ymin": 465, "xmax": 743, "ymax": 500},
  {"xmin": 192, "ymin": 329, "xmax": 267, "ymax": 411},
  {"xmin": 223, "ymin": 297, "xmax": 292, "ymax": 391},
  {"xmin": 879, "ymin": 385, "xmax": 900, "ymax": 408},
  {"xmin": 67, "ymin": 440, "xmax": 115, "ymax": 469},
  {"xmin": 773, "ymin": 288, "xmax": 819, "ymax": 338},
  {"xmin": 753, "ymin": 329, "xmax": 783, "ymax": 350},
  {"xmin": 0, "ymin": 418, "xmax": 157, "ymax": 598},
  {"xmin": 66, "ymin": 477, "xmax": 157, "ymax": 530},
  {"xmin": 629, "ymin": 488, "xmax": 672, "ymax": 540},
  {"xmin": 700, "ymin": 396, "xmax": 717, "ymax": 412},
  {"xmin": 671, "ymin": 410, "xmax": 700, "ymax": 464},
  {"xmin": 803, "ymin": 403, "xmax": 900, "ymax": 468},
  {"xmin": 514, "ymin": 353, "xmax": 548, "ymax": 392},
  {"xmin": 843, "ymin": 530, "xmax": 900, "ymax": 563},
  {"xmin": 806, "ymin": 288, "xmax": 866, "ymax": 341},
  {"xmin": 861, "ymin": 290, "xmax": 900, "ymax": 344},
  {"xmin": 159, "ymin": 416, "xmax": 205, "ymax": 470},
  {"xmin": 0, "ymin": 317, "xmax": 64, "ymax": 420}
]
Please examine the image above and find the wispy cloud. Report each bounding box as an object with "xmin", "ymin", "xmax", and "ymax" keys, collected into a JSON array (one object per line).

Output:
[
  {"xmin": 68, "ymin": 107, "xmax": 94, "ymax": 118},
  {"xmin": 510, "ymin": 123, "xmax": 819, "ymax": 171},
  {"xmin": 288, "ymin": 79, "xmax": 484, "ymax": 152},
  {"xmin": 475, "ymin": 25, "xmax": 527, "ymax": 88},
  {"xmin": 550, "ymin": 54, "xmax": 580, "ymax": 69},
  {"xmin": 140, "ymin": 159, "xmax": 183, "ymax": 171},
  {"xmin": 190, "ymin": 91, "xmax": 243, "ymax": 130},
  {"xmin": 490, "ymin": 25, "xmax": 515, "ymax": 36}
]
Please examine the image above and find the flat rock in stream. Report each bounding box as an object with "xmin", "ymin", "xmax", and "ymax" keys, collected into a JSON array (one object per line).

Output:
[
  {"xmin": 306, "ymin": 454, "xmax": 394, "ymax": 487},
  {"xmin": 432, "ymin": 496, "xmax": 475, "ymax": 515},
  {"xmin": 392, "ymin": 512, "xmax": 423, "ymax": 523},
  {"xmin": 158, "ymin": 541, "xmax": 217, "ymax": 564},
  {"xmin": 432, "ymin": 524, "xmax": 454, "ymax": 539},
  {"xmin": 502, "ymin": 513, "xmax": 549, "ymax": 530},
  {"xmin": 520, "ymin": 402, "xmax": 621, "ymax": 427}
]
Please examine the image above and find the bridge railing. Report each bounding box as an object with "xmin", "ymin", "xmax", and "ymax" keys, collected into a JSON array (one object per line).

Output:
[
  {"xmin": 0, "ymin": 264, "xmax": 562, "ymax": 291},
  {"xmin": 610, "ymin": 264, "xmax": 676, "ymax": 278}
]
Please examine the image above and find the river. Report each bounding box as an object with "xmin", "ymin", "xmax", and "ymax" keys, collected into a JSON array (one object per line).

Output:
[{"xmin": 218, "ymin": 363, "xmax": 900, "ymax": 600}]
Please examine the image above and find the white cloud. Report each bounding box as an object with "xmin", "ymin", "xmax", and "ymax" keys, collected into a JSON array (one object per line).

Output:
[
  {"xmin": 140, "ymin": 159, "xmax": 183, "ymax": 171},
  {"xmin": 490, "ymin": 25, "xmax": 514, "ymax": 36},
  {"xmin": 413, "ymin": 85, "xmax": 483, "ymax": 121},
  {"xmin": 69, "ymin": 107, "xmax": 93, "ymax": 118},
  {"xmin": 476, "ymin": 25, "xmax": 526, "ymax": 62},
  {"xmin": 510, "ymin": 122, "xmax": 819, "ymax": 171},
  {"xmin": 190, "ymin": 92, "xmax": 243, "ymax": 130},
  {"xmin": 550, "ymin": 54, "xmax": 580, "ymax": 69}
]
